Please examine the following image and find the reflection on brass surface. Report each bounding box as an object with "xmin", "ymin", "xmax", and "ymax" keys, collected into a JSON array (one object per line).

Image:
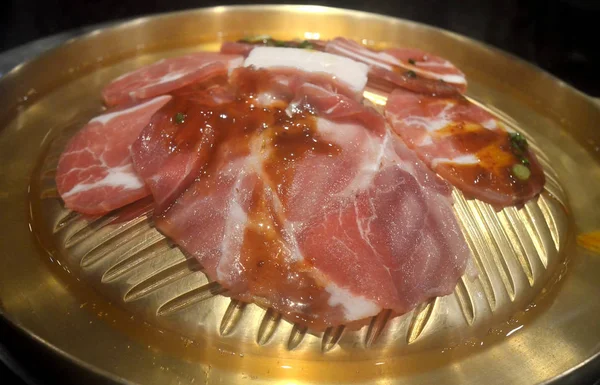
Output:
[
  {"xmin": 577, "ymin": 231, "xmax": 600, "ymax": 254},
  {"xmin": 1, "ymin": 5, "xmax": 599, "ymax": 385}
]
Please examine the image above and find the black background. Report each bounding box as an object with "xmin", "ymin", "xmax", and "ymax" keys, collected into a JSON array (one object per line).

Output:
[
  {"xmin": 2, "ymin": 0, "xmax": 600, "ymax": 95},
  {"xmin": 1, "ymin": 0, "xmax": 600, "ymax": 383}
]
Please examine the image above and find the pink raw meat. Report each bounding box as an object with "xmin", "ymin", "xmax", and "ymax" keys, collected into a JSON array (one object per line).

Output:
[
  {"xmin": 131, "ymin": 73, "xmax": 235, "ymax": 213},
  {"xmin": 102, "ymin": 52, "xmax": 243, "ymax": 106},
  {"xmin": 384, "ymin": 87, "xmax": 545, "ymax": 208},
  {"xmin": 56, "ymin": 48, "xmax": 473, "ymax": 329},
  {"xmin": 56, "ymin": 95, "xmax": 171, "ymax": 215},
  {"xmin": 220, "ymin": 41, "xmax": 256, "ymax": 57},
  {"xmin": 325, "ymin": 37, "xmax": 466, "ymax": 95},
  {"xmin": 153, "ymin": 66, "xmax": 470, "ymax": 329}
]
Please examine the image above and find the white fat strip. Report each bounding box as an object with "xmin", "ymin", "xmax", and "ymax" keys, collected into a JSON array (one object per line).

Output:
[
  {"xmin": 317, "ymin": 118, "xmax": 398, "ymax": 196},
  {"xmin": 134, "ymin": 60, "xmax": 216, "ymax": 94},
  {"xmin": 111, "ymin": 59, "xmax": 168, "ymax": 82},
  {"xmin": 332, "ymin": 41, "xmax": 466, "ymax": 85},
  {"xmin": 315, "ymin": 118, "xmax": 361, "ymax": 146},
  {"xmin": 419, "ymin": 136, "xmax": 433, "ymax": 146},
  {"xmin": 130, "ymin": 71, "xmax": 186, "ymax": 97},
  {"xmin": 329, "ymin": 43, "xmax": 394, "ymax": 72},
  {"xmin": 402, "ymin": 103, "xmax": 454, "ymax": 132},
  {"xmin": 431, "ymin": 154, "xmax": 480, "ymax": 168},
  {"xmin": 227, "ymin": 56, "xmax": 244, "ymax": 75},
  {"xmin": 377, "ymin": 51, "xmax": 404, "ymax": 67},
  {"xmin": 283, "ymin": 221, "xmax": 305, "ymax": 263},
  {"xmin": 89, "ymin": 95, "xmax": 171, "ymax": 126},
  {"xmin": 244, "ymin": 47, "xmax": 369, "ymax": 94},
  {"xmin": 325, "ymin": 282, "xmax": 381, "ymax": 321},
  {"xmin": 228, "ymin": 56, "xmax": 244, "ymax": 68},
  {"xmin": 156, "ymin": 70, "xmax": 186, "ymax": 84},
  {"xmin": 415, "ymin": 60, "xmax": 454, "ymax": 68},
  {"xmin": 316, "ymin": 119, "xmax": 393, "ymax": 194},
  {"xmin": 112, "ymin": 70, "xmax": 133, "ymax": 83},
  {"xmin": 432, "ymin": 73, "xmax": 466, "ymax": 84},
  {"xmin": 408, "ymin": 60, "xmax": 466, "ymax": 84},
  {"xmin": 152, "ymin": 57, "xmax": 244, "ymax": 86},
  {"xmin": 408, "ymin": 66, "xmax": 465, "ymax": 84},
  {"xmin": 350, "ymin": 134, "xmax": 389, "ymax": 192},
  {"xmin": 285, "ymin": 99, "xmax": 301, "ymax": 117},
  {"xmin": 217, "ymin": 171, "xmax": 250, "ymax": 284},
  {"xmin": 481, "ymin": 119, "xmax": 497, "ymax": 130},
  {"xmin": 249, "ymin": 136, "xmax": 306, "ymax": 263},
  {"xmin": 61, "ymin": 165, "xmax": 144, "ymax": 198},
  {"xmin": 337, "ymin": 40, "xmax": 402, "ymax": 68},
  {"xmin": 257, "ymin": 92, "xmax": 281, "ymax": 108}
]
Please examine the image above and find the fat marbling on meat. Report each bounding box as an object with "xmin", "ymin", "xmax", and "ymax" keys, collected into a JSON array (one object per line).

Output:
[
  {"xmin": 221, "ymin": 37, "xmax": 465, "ymax": 96},
  {"xmin": 384, "ymin": 88, "xmax": 545, "ymax": 208},
  {"xmin": 102, "ymin": 52, "xmax": 243, "ymax": 106},
  {"xmin": 325, "ymin": 37, "xmax": 467, "ymax": 94},
  {"xmin": 56, "ymin": 96, "xmax": 171, "ymax": 215},
  {"xmin": 55, "ymin": 46, "xmax": 471, "ymax": 329},
  {"xmin": 149, "ymin": 48, "xmax": 470, "ymax": 328}
]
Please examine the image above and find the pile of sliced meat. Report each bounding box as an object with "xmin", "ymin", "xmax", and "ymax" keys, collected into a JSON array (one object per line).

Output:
[{"xmin": 56, "ymin": 36, "xmax": 545, "ymax": 329}]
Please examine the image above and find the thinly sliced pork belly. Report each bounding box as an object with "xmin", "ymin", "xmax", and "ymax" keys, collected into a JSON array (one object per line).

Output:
[
  {"xmin": 385, "ymin": 88, "xmax": 545, "ymax": 208},
  {"xmin": 102, "ymin": 52, "xmax": 243, "ymax": 106},
  {"xmin": 244, "ymin": 47, "xmax": 369, "ymax": 97},
  {"xmin": 131, "ymin": 76, "xmax": 235, "ymax": 213},
  {"xmin": 56, "ymin": 96, "xmax": 171, "ymax": 215},
  {"xmin": 325, "ymin": 37, "xmax": 466, "ymax": 94},
  {"xmin": 57, "ymin": 46, "xmax": 472, "ymax": 329},
  {"xmin": 155, "ymin": 66, "xmax": 470, "ymax": 328}
]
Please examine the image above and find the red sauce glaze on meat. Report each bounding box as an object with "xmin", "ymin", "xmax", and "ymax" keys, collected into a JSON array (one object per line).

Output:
[
  {"xmin": 151, "ymin": 68, "xmax": 352, "ymax": 327},
  {"xmin": 151, "ymin": 67, "xmax": 469, "ymax": 328},
  {"xmin": 325, "ymin": 37, "xmax": 467, "ymax": 95},
  {"xmin": 385, "ymin": 88, "xmax": 545, "ymax": 208},
  {"xmin": 59, "ymin": 48, "xmax": 473, "ymax": 329}
]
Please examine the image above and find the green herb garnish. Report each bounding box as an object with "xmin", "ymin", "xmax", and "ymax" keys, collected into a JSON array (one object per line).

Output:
[
  {"xmin": 405, "ymin": 70, "xmax": 417, "ymax": 78},
  {"xmin": 267, "ymin": 38, "xmax": 313, "ymax": 49},
  {"xmin": 174, "ymin": 112, "xmax": 186, "ymax": 125},
  {"xmin": 240, "ymin": 35, "xmax": 272, "ymax": 44},
  {"xmin": 508, "ymin": 131, "xmax": 531, "ymax": 167},
  {"xmin": 512, "ymin": 164, "xmax": 531, "ymax": 181},
  {"xmin": 508, "ymin": 132, "xmax": 533, "ymax": 180},
  {"xmin": 272, "ymin": 39, "xmax": 287, "ymax": 47},
  {"xmin": 408, "ymin": 58, "xmax": 416, "ymax": 65},
  {"xmin": 509, "ymin": 132, "xmax": 528, "ymax": 152},
  {"xmin": 239, "ymin": 36, "xmax": 314, "ymax": 50},
  {"xmin": 297, "ymin": 40, "xmax": 314, "ymax": 49}
]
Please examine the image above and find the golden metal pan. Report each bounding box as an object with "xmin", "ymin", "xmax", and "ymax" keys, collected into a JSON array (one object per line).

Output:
[{"xmin": 1, "ymin": 5, "xmax": 599, "ymax": 384}]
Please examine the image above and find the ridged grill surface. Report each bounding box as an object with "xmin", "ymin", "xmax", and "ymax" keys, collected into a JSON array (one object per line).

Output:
[{"xmin": 33, "ymin": 94, "xmax": 569, "ymax": 357}]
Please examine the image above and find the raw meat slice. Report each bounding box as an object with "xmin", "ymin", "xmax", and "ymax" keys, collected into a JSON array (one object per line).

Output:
[
  {"xmin": 131, "ymin": 76, "xmax": 235, "ymax": 213},
  {"xmin": 102, "ymin": 52, "xmax": 243, "ymax": 106},
  {"xmin": 220, "ymin": 38, "xmax": 464, "ymax": 96},
  {"xmin": 220, "ymin": 41, "xmax": 256, "ymax": 56},
  {"xmin": 56, "ymin": 95, "xmax": 171, "ymax": 215},
  {"xmin": 56, "ymin": 45, "xmax": 472, "ymax": 328},
  {"xmin": 244, "ymin": 47, "xmax": 369, "ymax": 97},
  {"xmin": 156, "ymin": 66, "xmax": 470, "ymax": 328},
  {"xmin": 325, "ymin": 37, "xmax": 466, "ymax": 95},
  {"xmin": 298, "ymin": 137, "xmax": 468, "ymax": 317},
  {"xmin": 384, "ymin": 88, "xmax": 545, "ymax": 208}
]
